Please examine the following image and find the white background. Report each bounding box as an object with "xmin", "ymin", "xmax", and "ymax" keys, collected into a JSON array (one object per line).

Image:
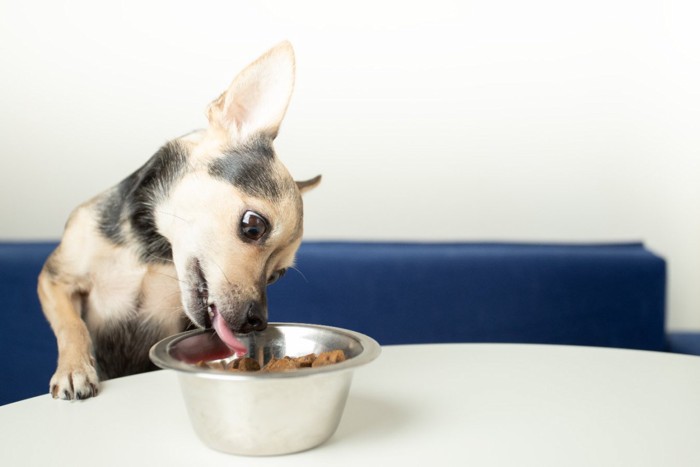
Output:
[{"xmin": 1, "ymin": 0, "xmax": 698, "ymax": 330}]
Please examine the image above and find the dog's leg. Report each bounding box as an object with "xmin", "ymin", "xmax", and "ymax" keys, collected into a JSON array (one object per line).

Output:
[{"xmin": 38, "ymin": 268, "xmax": 99, "ymax": 400}]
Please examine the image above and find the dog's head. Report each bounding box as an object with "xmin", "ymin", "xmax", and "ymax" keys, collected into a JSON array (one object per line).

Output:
[{"xmin": 156, "ymin": 42, "xmax": 319, "ymax": 344}]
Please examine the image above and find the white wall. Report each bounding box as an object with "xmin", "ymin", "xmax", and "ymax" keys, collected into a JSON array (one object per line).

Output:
[{"xmin": 1, "ymin": 0, "xmax": 698, "ymax": 329}]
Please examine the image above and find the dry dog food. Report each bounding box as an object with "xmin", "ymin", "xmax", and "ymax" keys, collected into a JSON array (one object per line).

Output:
[
  {"xmin": 197, "ymin": 350, "xmax": 346, "ymax": 373},
  {"xmin": 231, "ymin": 357, "xmax": 261, "ymax": 371}
]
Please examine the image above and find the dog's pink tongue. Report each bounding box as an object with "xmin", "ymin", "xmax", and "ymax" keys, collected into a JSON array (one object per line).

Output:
[{"xmin": 212, "ymin": 311, "xmax": 247, "ymax": 357}]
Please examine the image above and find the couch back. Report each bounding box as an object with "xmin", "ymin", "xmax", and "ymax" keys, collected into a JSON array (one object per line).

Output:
[
  {"xmin": 0, "ymin": 241, "xmax": 666, "ymax": 405},
  {"xmin": 269, "ymin": 242, "xmax": 666, "ymax": 348},
  {"xmin": 1, "ymin": 243, "xmax": 58, "ymax": 406}
]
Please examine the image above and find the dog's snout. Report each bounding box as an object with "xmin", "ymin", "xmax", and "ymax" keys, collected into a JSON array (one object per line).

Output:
[{"xmin": 243, "ymin": 300, "xmax": 267, "ymax": 333}]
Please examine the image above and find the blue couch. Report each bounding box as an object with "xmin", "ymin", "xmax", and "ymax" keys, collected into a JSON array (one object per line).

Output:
[{"xmin": 1, "ymin": 241, "xmax": 697, "ymax": 406}]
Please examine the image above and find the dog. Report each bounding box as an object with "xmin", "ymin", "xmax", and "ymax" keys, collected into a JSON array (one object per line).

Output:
[{"xmin": 37, "ymin": 41, "xmax": 320, "ymax": 400}]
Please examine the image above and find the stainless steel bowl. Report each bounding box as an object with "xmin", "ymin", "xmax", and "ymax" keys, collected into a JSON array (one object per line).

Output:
[{"xmin": 149, "ymin": 323, "xmax": 381, "ymax": 456}]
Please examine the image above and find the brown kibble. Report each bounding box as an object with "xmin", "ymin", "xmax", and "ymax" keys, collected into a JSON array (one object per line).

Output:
[
  {"xmin": 263, "ymin": 357, "xmax": 298, "ymax": 372},
  {"xmin": 311, "ymin": 350, "xmax": 346, "ymax": 367},
  {"xmin": 292, "ymin": 353, "xmax": 317, "ymax": 368},
  {"xmin": 196, "ymin": 350, "xmax": 347, "ymax": 372},
  {"xmin": 204, "ymin": 360, "xmax": 227, "ymax": 370},
  {"xmin": 231, "ymin": 357, "xmax": 261, "ymax": 372}
]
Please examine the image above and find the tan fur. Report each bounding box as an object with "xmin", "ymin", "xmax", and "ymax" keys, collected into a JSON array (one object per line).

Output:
[{"xmin": 39, "ymin": 42, "xmax": 320, "ymax": 400}]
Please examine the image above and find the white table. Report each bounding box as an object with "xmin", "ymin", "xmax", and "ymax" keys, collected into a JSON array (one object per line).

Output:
[{"xmin": 2, "ymin": 344, "xmax": 700, "ymax": 466}]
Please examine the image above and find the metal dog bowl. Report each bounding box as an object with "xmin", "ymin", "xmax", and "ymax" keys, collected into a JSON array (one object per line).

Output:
[{"xmin": 149, "ymin": 323, "xmax": 381, "ymax": 456}]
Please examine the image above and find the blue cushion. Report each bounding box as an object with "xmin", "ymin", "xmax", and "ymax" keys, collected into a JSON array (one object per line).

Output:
[
  {"xmin": 666, "ymin": 332, "xmax": 700, "ymax": 356},
  {"xmin": 0, "ymin": 242, "xmax": 58, "ymax": 405},
  {"xmin": 269, "ymin": 242, "xmax": 667, "ymax": 350},
  {"xmin": 0, "ymin": 241, "xmax": 667, "ymax": 405}
]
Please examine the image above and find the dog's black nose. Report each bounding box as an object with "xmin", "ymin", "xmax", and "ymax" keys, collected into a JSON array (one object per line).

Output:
[{"xmin": 243, "ymin": 301, "xmax": 267, "ymax": 333}]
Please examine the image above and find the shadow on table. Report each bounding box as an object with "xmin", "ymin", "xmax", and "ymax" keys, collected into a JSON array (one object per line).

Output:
[{"xmin": 328, "ymin": 394, "xmax": 411, "ymax": 445}]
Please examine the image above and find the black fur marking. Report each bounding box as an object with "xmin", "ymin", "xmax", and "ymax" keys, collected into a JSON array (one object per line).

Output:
[
  {"xmin": 209, "ymin": 137, "xmax": 291, "ymax": 200},
  {"xmin": 93, "ymin": 317, "xmax": 184, "ymax": 380},
  {"xmin": 97, "ymin": 141, "xmax": 188, "ymax": 264}
]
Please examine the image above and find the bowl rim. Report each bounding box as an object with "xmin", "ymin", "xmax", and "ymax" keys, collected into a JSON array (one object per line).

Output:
[{"xmin": 149, "ymin": 322, "xmax": 382, "ymax": 380}]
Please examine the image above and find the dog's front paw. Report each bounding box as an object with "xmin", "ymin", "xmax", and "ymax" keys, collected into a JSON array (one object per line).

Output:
[{"xmin": 50, "ymin": 359, "xmax": 100, "ymax": 400}]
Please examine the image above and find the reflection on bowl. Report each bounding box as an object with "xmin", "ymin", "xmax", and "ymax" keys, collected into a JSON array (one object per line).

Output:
[{"xmin": 149, "ymin": 323, "xmax": 381, "ymax": 456}]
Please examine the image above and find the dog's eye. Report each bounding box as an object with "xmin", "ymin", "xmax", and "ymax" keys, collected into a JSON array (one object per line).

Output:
[
  {"xmin": 240, "ymin": 211, "xmax": 268, "ymax": 241},
  {"xmin": 267, "ymin": 268, "xmax": 287, "ymax": 285}
]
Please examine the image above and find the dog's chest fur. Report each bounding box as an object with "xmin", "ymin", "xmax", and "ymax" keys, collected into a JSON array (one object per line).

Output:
[
  {"xmin": 87, "ymin": 251, "xmax": 186, "ymax": 378},
  {"xmin": 60, "ymin": 205, "xmax": 186, "ymax": 379}
]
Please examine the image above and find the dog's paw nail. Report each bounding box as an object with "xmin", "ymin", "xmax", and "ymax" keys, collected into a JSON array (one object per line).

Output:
[
  {"xmin": 50, "ymin": 362, "xmax": 100, "ymax": 401},
  {"xmin": 75, "ymin": 382, "xmax": 99, "ymax": 400}
]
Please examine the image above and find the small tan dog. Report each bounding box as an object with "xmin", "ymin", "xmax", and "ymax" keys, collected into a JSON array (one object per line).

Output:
[{"xmin": 38, "ymin": 42, "xmax": 320, "ymax": 400}]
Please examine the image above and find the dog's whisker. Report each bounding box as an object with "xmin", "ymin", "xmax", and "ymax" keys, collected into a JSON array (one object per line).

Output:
[
  {"xmin": 142, "ymin": 253, "xmax": 175, "ymax": 264},
  {"xmin": 154, "ymin": 209, "xmax": 189, "ymax": 224},
  {"xmin": 210, "ymin": 258, "xmax": 233, "ymax": 287},
  {"xmin": 288, "ymin": 266, "xmax": 309, "ymax": 283},
  {"xmin": 152, "ymin": 271, "xmax": 188, "ymax": 286}
]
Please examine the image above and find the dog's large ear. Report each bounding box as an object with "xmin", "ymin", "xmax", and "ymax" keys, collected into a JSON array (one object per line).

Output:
[
  {"xmin": 207, "ymin": 41, "xmax": 295, "ymax": 141},
  {"xmin": 296, "ymin": 175, "xmax": 322, "ymax": 194}
]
